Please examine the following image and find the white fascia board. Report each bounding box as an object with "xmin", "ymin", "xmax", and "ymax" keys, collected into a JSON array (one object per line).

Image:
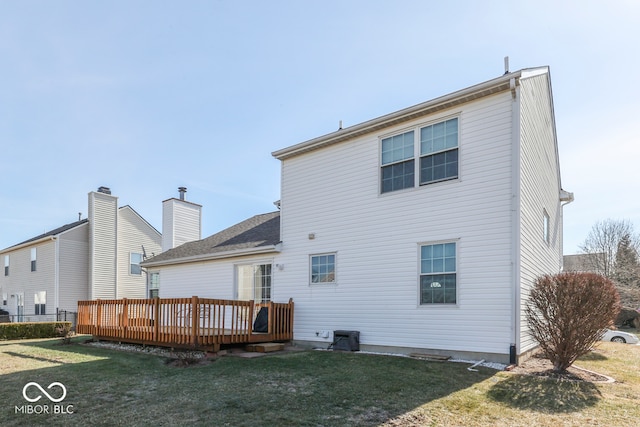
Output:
[
  {"xmin": 272, "ymin": 69, "xmax": 530, "ymax": 160},
  {"xmin": 141, "ymin": 244, "xmax": 282, "ymax": 268}
]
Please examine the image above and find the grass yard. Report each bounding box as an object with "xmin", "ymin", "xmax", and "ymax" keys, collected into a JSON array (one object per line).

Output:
[{"xmin": 1, "ymin": 334, "xmax": 639, "ymax": 426}]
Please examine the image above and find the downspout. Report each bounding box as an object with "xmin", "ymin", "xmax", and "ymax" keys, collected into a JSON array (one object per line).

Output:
[
  {"xmin": 54, "ymin": 236, "xmax": 59, "ymax": 314},
  {"xmin": 510, "ymin": 77, "xmax": 522, "ymax": 364}
]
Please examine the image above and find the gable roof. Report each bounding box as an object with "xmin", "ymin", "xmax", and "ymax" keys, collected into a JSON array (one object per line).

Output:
[
  {"xmin": 272, "ymin": 66, "xmax": 550, "ymax": 160},
  {"xmin": 141, "ymin": 211, "xmax": 281, "ymax": 267},
  {"xmin": 0, "ymin": 219, "xmax": 89, "ymax": 253}
]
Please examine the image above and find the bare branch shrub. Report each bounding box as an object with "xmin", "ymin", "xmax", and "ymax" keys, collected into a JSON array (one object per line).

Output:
[{"xmin": 525, "ymin": 272, "xmax": 620, "ymax": 373}]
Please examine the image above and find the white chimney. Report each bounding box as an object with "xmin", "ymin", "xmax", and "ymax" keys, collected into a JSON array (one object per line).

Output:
[{"xmin": 162, "ymin": 187, "xmax": 202, "ymax": 252}]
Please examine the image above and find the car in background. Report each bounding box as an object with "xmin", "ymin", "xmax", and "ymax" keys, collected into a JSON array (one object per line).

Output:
[{"xmin": 601, "ymin": 329, "xmax": 639, "ymax": 344}]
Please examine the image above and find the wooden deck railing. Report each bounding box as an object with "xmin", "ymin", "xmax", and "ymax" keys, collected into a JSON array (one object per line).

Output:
[{"xmin": 77, "ymin": 297, "xmax": 294, "ymax": 351}]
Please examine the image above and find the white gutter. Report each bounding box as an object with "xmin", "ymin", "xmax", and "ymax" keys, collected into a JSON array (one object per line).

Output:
[
  {"xmin": 141, "ymin": 243, "xmax": 282, "ymax": 268},
  {"xmin": 0, "ymin": 236, "xmax": 56, "ymax": 254},
  {"xmin": 272, "ymin": 70, "xmax": 532, "ymax": 160}
]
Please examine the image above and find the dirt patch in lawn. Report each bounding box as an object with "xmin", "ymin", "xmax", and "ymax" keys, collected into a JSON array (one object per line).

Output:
[{"xmin": 508, "ymin": 351, "xmax": 614, "ymax": 383}]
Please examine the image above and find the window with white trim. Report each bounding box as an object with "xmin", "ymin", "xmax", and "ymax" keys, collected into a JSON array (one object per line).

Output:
[
  {"xmin": 30, "ymin": 248, "xmax": 37, "ymax": 272},
  {"xmin": 130, "ymin": 253, "xmax": 143, "ymax": 275},
  {"xmin": 310, "ymin": 253, "xmax": 336, "ymax": 284},
  {"xmin": 381, "ymin": 117, "xmax": 459, "ymax": 193},
  {"xmin": 35, "ymin": 291, "xmax": 46, "ymax": 315},
  {"xmin": 148, "ymin": 272, "xmax": 160, "ymax": 298},
  {"xmin": 4, "ymin": 255, "xmax": 8, "ymax": 276},
  {"xmin": 420, "ymin": 242, "xmax": 457, "ymax": 304},
  {"xmin": 2, "ymin": 292, "xmax": 7, "ymax": 306},
  {"xmin": 237, "ymin": 263, "xmax": 272, "ymax": 303}
]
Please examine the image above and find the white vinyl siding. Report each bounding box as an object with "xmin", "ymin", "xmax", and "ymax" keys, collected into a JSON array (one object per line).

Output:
[
  {"xmin": 277, "ymin": 91, "xmax": 515, "ymax": 360},
  {"xmin": 89, "ymin": 191, "xmax": 118, "ymax": 299},
  {"xmin": 517, "ymin": 72, "xmax": 564, "ymax": 354},
  {"xmin": 58, "ymin": 224, "xmax": 90, "ymax": 311},
  {"xmin": 162, "ymin": 199, "xmax": 202, "ymax": 252},
  {"xmin": 117, "ymin": 206, "xmax": 162, "ymax": 299}
]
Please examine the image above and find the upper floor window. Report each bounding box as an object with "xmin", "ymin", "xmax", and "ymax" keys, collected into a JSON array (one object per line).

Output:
[
  {"xmin": 4, "ymin": 255, "xmax": 8, "ymax": 276},
  {"xmin": 381, "ymin": 131, "xmax": 415, "ymax": 193},
  {"xmin": 31, "ymin": 248, "xmax": 37, "ymax": 272},
  {"xmin": 420, "ymin": 118, "xmax": 459, "ymax": 184},
  {"xmin": 420, "ymin": 242, "xmax": 457, "ymax": 304},
  {"xmin": 381, "ymin": 117, "xmax": 459, "ymax": 193},
  {"xmin": 130, "ymin": 253, "xmax": 143, "ymax": 275},
  {"xmin": 310, "ymin": 253, "xmax": 336, "ymax": 284}
]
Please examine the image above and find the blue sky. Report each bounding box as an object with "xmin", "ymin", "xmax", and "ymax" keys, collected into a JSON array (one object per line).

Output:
[{"xmin": 1, "ymin": 0, "xmax": 639, "ymax": 254}]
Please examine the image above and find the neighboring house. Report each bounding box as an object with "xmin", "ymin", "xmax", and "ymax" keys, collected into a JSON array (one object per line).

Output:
[
  {"xmin": 0, "ymin": 187, "xmax": 161, "ymax": 322},
  {"xmin": 563, "ymin": 253, "xmax": 604, "ymax": 274},
  {"xmin": 142, "ymin": 66, "xmax": 573, "ymax": 363}
]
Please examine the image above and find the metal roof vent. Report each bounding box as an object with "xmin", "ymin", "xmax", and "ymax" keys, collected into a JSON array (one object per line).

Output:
[{"xmin": 178, "ymin": 187, "xmax": 187, "ymax": 200}]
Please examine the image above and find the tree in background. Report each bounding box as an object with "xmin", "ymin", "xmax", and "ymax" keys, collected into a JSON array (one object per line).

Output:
[
  {"xmin": 614, "ymin": 233, "xmax": 640, "ymax": 286},
  {"xmin": 579, "ymin": 219, "xmax": 639, "ymax": 280},
  {"xmin": 525, "ymin": 272, "xmax": 620, "ymax": 373}
]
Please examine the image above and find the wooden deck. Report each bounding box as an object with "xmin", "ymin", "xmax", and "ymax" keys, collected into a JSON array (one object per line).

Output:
[{"xmin": 76, "ymin": 296, "xmax": 294, "ymax": 352}]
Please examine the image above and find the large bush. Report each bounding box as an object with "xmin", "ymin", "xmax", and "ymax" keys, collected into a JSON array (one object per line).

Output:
[
  {"xmin": 525, "ymin": 272, "xmax": 620, "ymax": 373},
  {"xmin": 0, "ymin": 322, "xmax": 71, "ymax": 340}
]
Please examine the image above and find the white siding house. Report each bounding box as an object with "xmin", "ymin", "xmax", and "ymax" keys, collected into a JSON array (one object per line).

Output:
[
  {"xmin": 0, "ymin": 187, "xmax": 162, "ymax": 321},
  {"xmin": 142, "ymin": 66, "xmax": 571, "ymax": 363}
]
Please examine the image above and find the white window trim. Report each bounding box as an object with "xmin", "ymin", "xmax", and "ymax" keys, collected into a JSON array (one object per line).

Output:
[
  {"xmin": 379, "ymin": 114, "xmax": 461, "ymax": 195},
  {"xmin": 418, "ymin": 239, "xmax": 459, "ymax": 306},
  {"xmin": 234, "ymin": 259, "xmax": 274, "ymax": 302},
  {"xmin": 129, "ymin": 252, "xmax": 143, "ymax": 275},
  {"xmin": 309, "ymin": 252, "xmax": 337, "ymax": 286}
]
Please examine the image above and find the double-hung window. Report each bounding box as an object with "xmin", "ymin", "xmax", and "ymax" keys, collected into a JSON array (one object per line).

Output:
[
  {"xmin": 381, "ymin": 117, "xmax": 459, "ymax": 193},
  {"xmin": 149, "ymin": 272, "xmax": 160, "ymax": 298},
  {"xmin": 130, "ymin": 253, "xmax": 143, "ymax": 275},
  {"xmin": 381, "ymin": 131, "xmax": 415, "ymax": 193},
  {"xmin": 420, "ymin": 242, "xmax": 457, "ymax": 304},
  {"xmin": 35, "ymin": 291, "xmax": 46, "ymax": 315},
  {"xmin": 4, "ymin": 255, "xmax": 8, "ymax": 276},
  {"xmin": 31, "ymin": 248, "xmax": 37, "ymax": 272},
  {"xmin": 420, "ymin": 118, "xmax": 459, "ymax": 184}
]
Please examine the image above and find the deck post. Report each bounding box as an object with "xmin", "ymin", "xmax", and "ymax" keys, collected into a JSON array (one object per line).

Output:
[
  {"xmin": 191, "ymin": 296, "xmax": 199, "ymax": 347},
  {"xmin": 153, "ymin": 297, "xmax": 160, "ymax": 342},
  {"xmin": 122, "ymin": 298, "xmax": 128, "ymax": 329},
  {"xmin": 96, "ymin": 300, "xmax": 102, "ymax": 336}
]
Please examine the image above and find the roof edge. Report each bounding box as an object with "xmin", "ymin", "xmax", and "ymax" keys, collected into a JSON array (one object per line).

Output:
[
  {"xmin": 141, "ymin": 243, "xmax": 282, "ymax": 268},
  {"xmin": 272, "ymin": 68, "xmax": 551, "ymax": 161}
]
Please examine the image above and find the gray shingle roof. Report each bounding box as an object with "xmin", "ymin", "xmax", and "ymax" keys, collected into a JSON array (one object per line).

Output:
[
  {"xmin": 142, "ymin": 211, "xmax": 280, "ymax": 266},
  {"xmin": 2, "ymin": 219, "xmax": 88, "ymax": 251}
]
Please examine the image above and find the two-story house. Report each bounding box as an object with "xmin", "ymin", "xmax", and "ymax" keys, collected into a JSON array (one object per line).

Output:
[
  {"xmin": 142, "ymin": 66, "xmax": 573, "ymax": 363},
  {"xmin": 0, "ymin": 187, "xmax": 162, "ymax": 322}
]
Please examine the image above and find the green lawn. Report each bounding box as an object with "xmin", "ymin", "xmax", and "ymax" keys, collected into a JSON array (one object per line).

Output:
[{"xmin": 1, "ymin": 335, "xmax": 639, "ymax": 426}]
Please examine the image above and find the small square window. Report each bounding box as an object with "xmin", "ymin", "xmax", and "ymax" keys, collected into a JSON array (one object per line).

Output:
[{"xmin": 310, "ymin": 253, "xmax": 336, "ymax": 284}]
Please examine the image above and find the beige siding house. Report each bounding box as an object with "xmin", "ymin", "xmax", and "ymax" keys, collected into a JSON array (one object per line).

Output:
[
  {"xmin": 0, "ymin": 187, "xmax": 161, "ymax": 321},
  {"xmin": 143, "ymin": 66, "xmax": 572, "ymax": 364}
]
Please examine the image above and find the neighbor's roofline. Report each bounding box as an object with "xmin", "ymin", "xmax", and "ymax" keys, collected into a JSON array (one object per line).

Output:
[
  {"xmin": 141, "ymin": 243, "xmax": 282, "ymax": 268},
  {"xmin": 272, "ymin": 66, "xmax": 549, "ymax": 160}
]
